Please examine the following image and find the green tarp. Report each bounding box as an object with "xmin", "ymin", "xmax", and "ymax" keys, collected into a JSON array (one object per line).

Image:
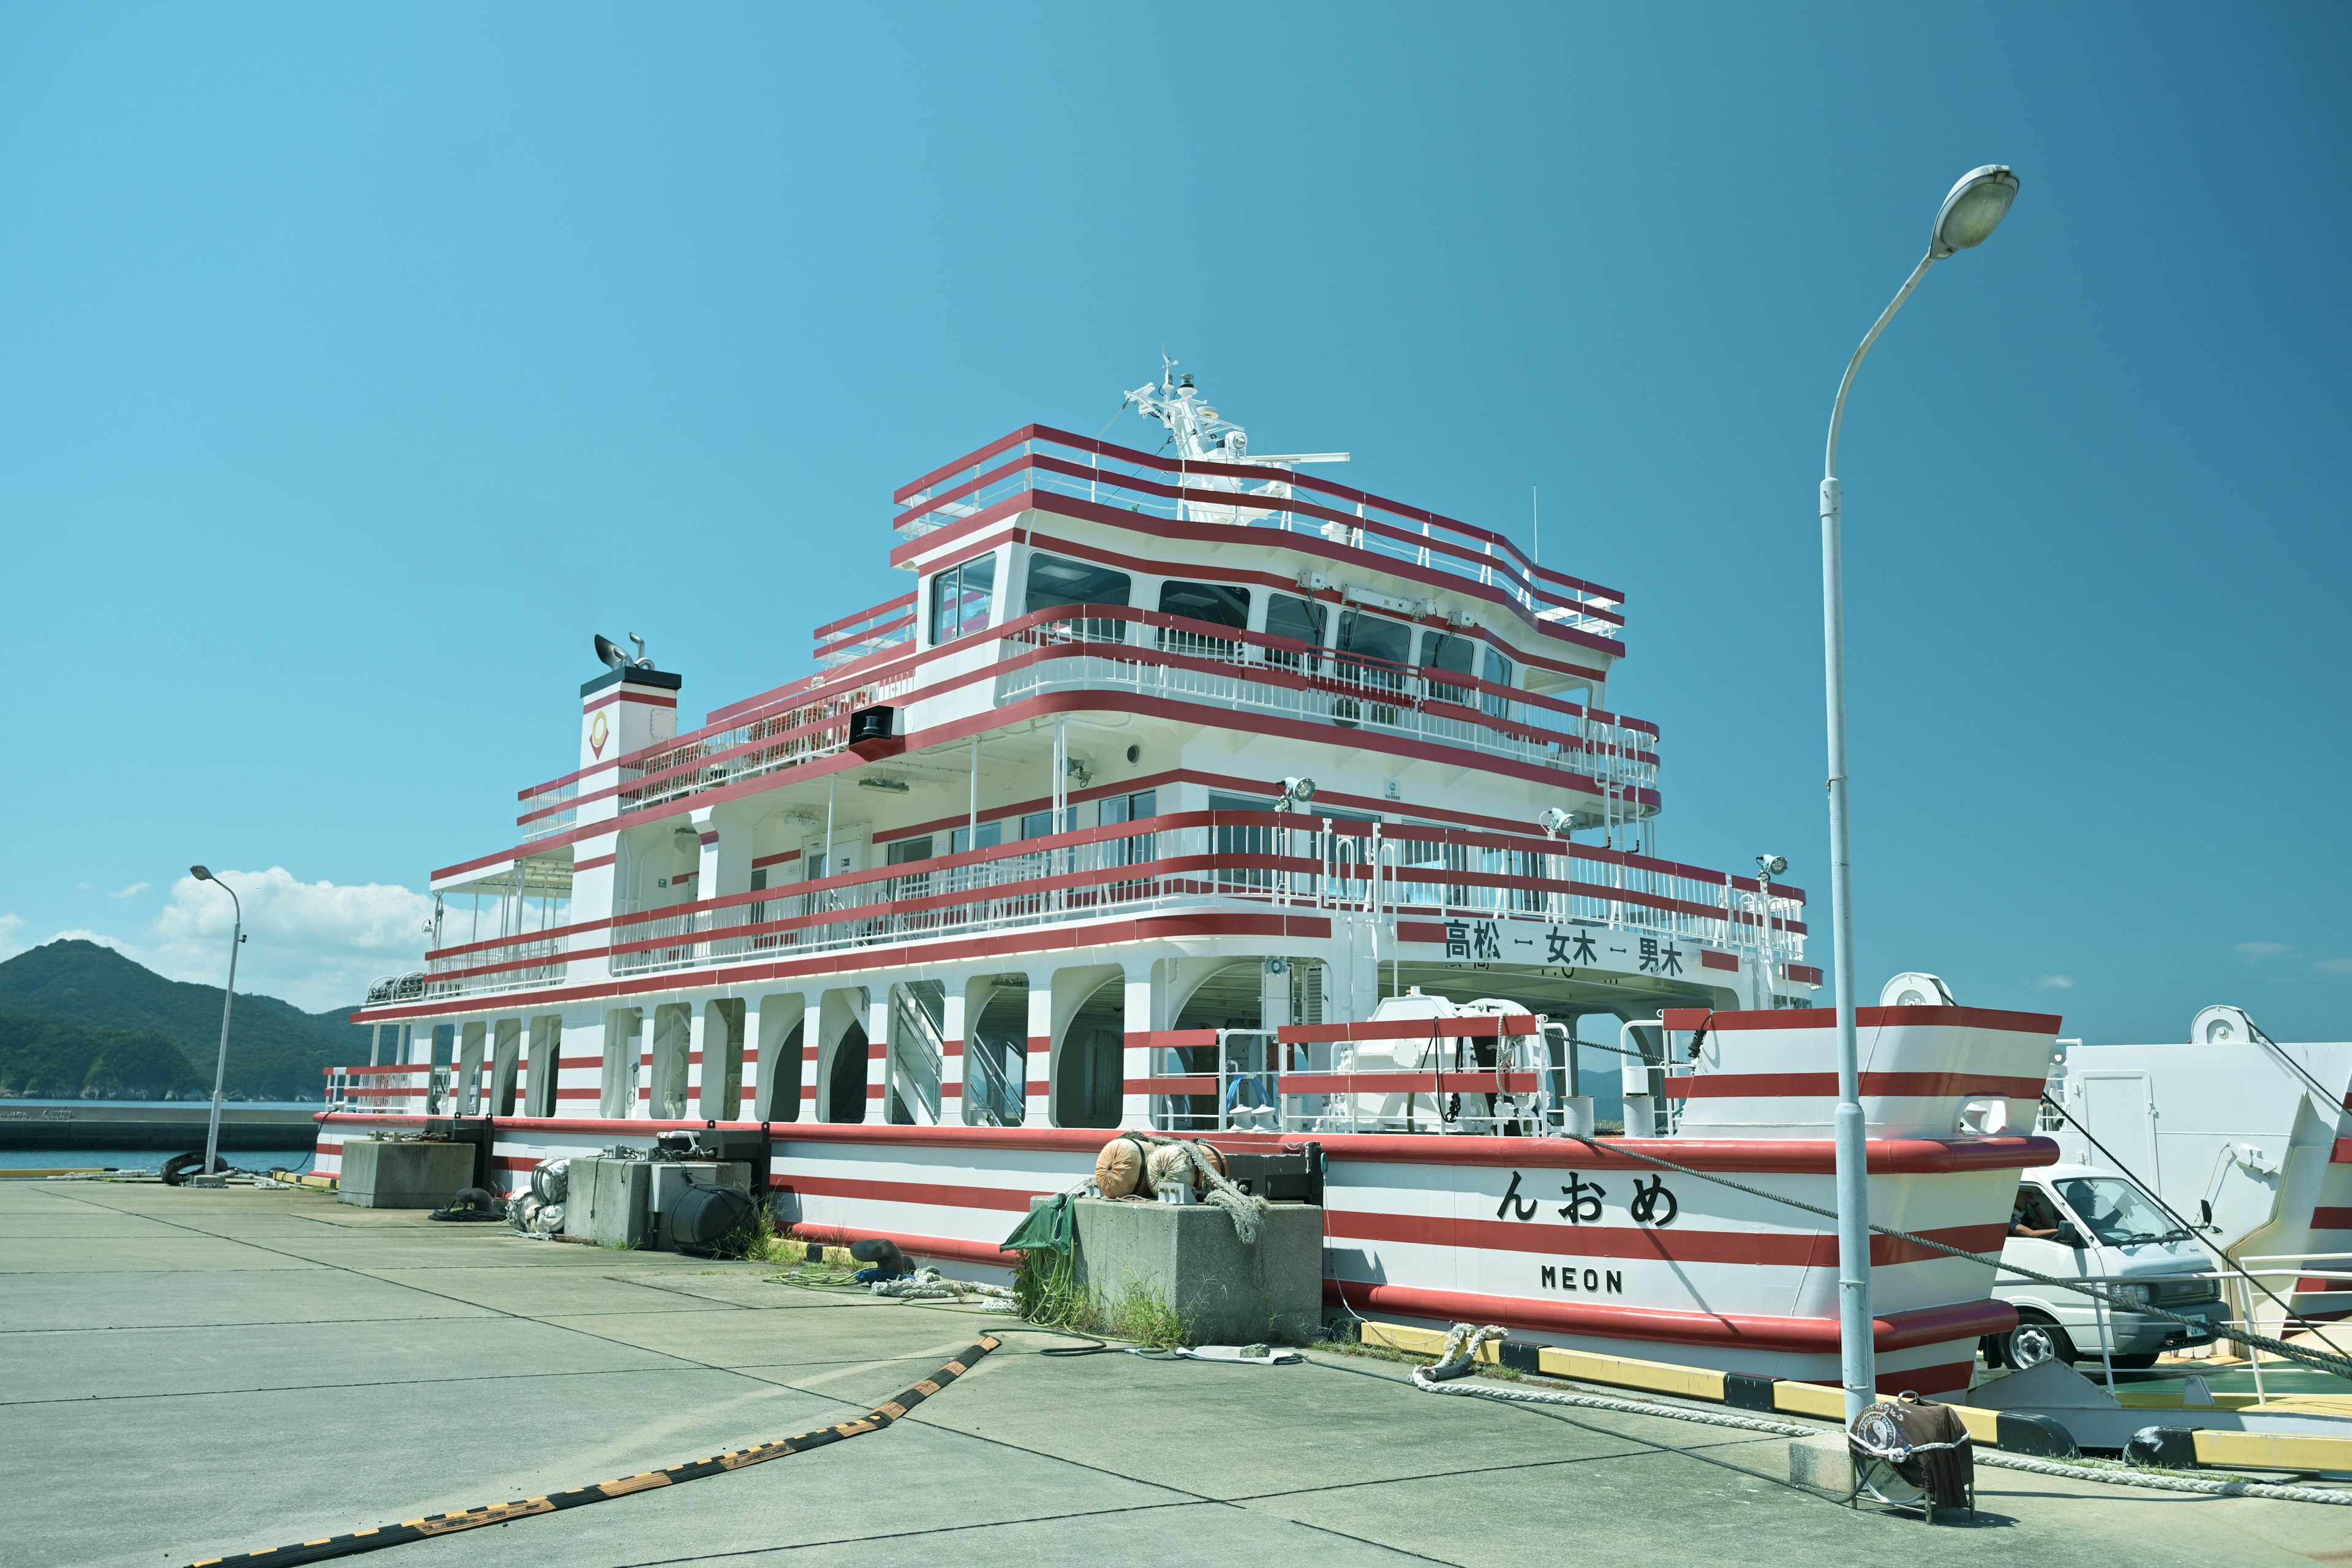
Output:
[{"xmin": 1000, "ymin": 1191, "xmax": 1073, "ymax": 1255}]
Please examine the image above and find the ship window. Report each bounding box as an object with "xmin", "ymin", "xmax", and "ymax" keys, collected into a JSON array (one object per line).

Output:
[
  {"xmin": 1158, "ymin": 581, "xmax": 1249, "ymax": 629},
  {"xmin": 1336, "ymin": 609, "xmax": 1411, "ymax": 690},
  {"xmin": 1101, "ymin": 790, "xmax": 1159, "ymax": 865},
  {"xmin": 1483, "ymin": 649, "xmax": 1514, "ymax": 717},
  {"xmin": 948, "ymin": 820, "xmax": 1003, "ymax": 854},
  {"xmin": 928, "ymin": 554, "xmax": 997, "ymax": 644},
  {"xmin": 1419, "ymin": 631, "xmax": 1477, "ymax": 704},
  {"xmin": 1020, "ymin": 809, "xmax": 1077, "ymax": 840},
  {"xmin": 1025, "ymin": 552, "xmax": 1131, "ymax": 639},
  {"xmin": 1099, "ymin": 789, "xmax": 1158, "ymax": 824},
  {"xmin": 1265, "ymin": 593, "xmax": 1325, "ymax": 672},
  {"xmin": 886, "ymin": 835, "xmax": 935, "ymax": 866}
]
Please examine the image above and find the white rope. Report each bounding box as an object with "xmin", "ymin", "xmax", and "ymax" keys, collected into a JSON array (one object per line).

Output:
[
  {"xmin": 1406, "ymin": 1324, "xmax": 2352, "ymax": 1507},
  {"xmin": 869, "ymin": 1267, "xmax": 1017, "ymax": 1308}
]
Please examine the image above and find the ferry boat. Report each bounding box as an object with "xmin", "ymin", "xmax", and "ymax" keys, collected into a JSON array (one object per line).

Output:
[{"xmin": 324, "ymin": 363, "xmax": 2062, "ymax": 1396}]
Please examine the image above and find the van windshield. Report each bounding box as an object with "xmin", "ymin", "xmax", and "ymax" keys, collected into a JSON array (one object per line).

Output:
[{"xmin": 2051, "ymin": 1177, "xmax": 2191, "ymax": 1246}]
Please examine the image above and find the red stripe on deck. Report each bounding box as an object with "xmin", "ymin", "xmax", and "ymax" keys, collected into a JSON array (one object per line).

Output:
[{"xmin": 1324, "ymin": 1279, "xmax": 2015, "ymax": 1355}]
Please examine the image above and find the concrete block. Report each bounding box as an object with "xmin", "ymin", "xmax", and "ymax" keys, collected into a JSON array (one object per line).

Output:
[
  {"xmin": 337, "ymin": 1139, "xmax": 477, "ymax": 1208},
  {"xmin": 1070, "ymin": 1197, "xmax": 1322, "ymax": 1344},
  {"xmin": 570, "ymin": 1156, "xmax": 652, "ymax": 1248},
  {"xmin": 1787, "ymin": 1431, "xmax": 1855, "ymax": 1494}
]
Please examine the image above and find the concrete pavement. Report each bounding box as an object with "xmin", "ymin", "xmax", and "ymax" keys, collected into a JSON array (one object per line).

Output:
[{"xmin": 2, "ymin": 1178, "xmax": 2345, "ymax": 1568}]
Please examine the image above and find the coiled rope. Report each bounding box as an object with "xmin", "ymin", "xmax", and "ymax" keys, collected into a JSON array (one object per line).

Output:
[{"xmin": 1411, "ymin": 1325, "xmax": 2352, "ymax": 1507}]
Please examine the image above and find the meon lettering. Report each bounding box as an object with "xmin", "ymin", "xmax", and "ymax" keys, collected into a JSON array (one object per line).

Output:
[{"xmin": 1538, "ymin": 1262, "xmax": 1624, "ymax": 1294}]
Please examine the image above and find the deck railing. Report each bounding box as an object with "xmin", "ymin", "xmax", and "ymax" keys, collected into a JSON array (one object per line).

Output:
[
  {"xmin": 894, "ymin": 425, "xmax": 1625, "ymax": 639},
  {"xmin": 417, "ymin": 811, "xmax": 1803, "ymax": 1002},
  {"xmin": 997, "ymin": 607, "xmax": 1657, "ymax": 793},
  {"xmin": 508, "ymin": 606, "xmax": 1664, "ymax": 839}
]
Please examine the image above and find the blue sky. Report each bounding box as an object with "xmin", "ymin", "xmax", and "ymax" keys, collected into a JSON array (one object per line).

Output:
[{"xmin": 1, "ymin": 5, "xmax": 2345, "ymax": 1036}]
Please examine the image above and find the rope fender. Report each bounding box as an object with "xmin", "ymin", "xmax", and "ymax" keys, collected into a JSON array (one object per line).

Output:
[{"xmin": 184, "ymin": 1336, "xmax": 1002, "ymax": 1567}]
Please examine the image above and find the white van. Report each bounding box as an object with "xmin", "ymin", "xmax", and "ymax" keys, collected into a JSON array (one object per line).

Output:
[{"xmin": 1988, "ymin": 1163, "xmax": 2229, "ymax": 1370}]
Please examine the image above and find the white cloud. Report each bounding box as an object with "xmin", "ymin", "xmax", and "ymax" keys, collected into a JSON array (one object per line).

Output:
[
  {"xmin": 0, "ymin": 913, "xmax": 23, "ymax": 960},
  {"xmin": 108, "ymin": 881, "xmax": 151, "ymax": 900},
  {"xmin": 2235, "ymin": 941, "xmax": 2291, "ymax": 960},
  {"xmin": 141, "ymin": 869, "xmax": 434, "ymax": 1011},
  {"xmin": 2317, "ymin": 957, "xmax": 2352, "ymax": 976},
  {"xmin": 2033, "ymin": 974, "xmax": 2075, "ymax": 990}
]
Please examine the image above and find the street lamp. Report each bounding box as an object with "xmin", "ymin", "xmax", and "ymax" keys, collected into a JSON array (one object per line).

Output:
[
  {"xmin": 1817, "ymin": 165, "xmax": 2018, "ymax": 1424},
  {"xmin": 190, "ymin": 866, "xmax": 243, "ymax": 1180}
]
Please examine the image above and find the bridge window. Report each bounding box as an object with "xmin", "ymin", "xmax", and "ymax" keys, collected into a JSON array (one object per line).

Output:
[
  {"xmin": 1336, "ymin": 609, "xmax": 1412, "ymax": 708},
  {"xmin": 1265, "ymin": 593, "xmax": 1326, "ymax": 671},
  {"xmin": 1419, "ymin": 630, "xmax": 1477, "ymax": 704},
  {"xmin": 927, "ymin": 554, "xmax": 997, "ymax": 644},
  {"xmin": 1025, "ymin": 552, "xmax": 1131, "ymax": 638},
  {"xmin": 1483, "ymin": 649, "xmax": 1515, "ymax": 717},
  {"xmin": 1158, "ymin": 581, "xmax": 1250, "ymax": 656}
]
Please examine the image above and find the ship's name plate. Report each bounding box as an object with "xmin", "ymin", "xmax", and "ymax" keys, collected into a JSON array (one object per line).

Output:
[{"xmin": 1539, "ymin": 1264, "xmax": 1624, "ymax": 1295}]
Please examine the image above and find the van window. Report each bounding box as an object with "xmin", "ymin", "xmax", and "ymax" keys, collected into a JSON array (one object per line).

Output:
[
  {"xmin": 2051, "ymin": 1177, "xmax": 2186, "ymax": 1246},
  {"xmin": 928, "ymin": 554, "xmax": 996, "ymax": 644}
]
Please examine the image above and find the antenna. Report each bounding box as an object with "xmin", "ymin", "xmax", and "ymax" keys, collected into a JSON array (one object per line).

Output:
[{"xmin": 1532, "ymin": 485, "xmax": 1540, "ymax": 569}]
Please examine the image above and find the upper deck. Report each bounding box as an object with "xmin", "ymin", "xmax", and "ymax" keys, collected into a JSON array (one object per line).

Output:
[{"xmin": 375, "ymin": 371, "xmax": 1812, "ymax": 1025}]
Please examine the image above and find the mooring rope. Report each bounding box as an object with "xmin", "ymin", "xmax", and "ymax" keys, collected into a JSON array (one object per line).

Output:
[
  {"xmin": 1409, "ymin": 1325, "xmax": 2352, "ymax": 1507},
  {"xmin": 182, "ymin": 1336, "xmax": 1001, "ymax": 1567}
]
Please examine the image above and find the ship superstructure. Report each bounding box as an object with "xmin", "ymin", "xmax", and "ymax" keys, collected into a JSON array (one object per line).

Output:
[{"xmin": 325, "ymin": 368, "xmax": 2061, "ymax": 1396}]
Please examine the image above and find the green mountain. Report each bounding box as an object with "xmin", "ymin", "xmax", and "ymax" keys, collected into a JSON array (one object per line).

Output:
[
  {"xmin": 0, "ymin": 940, "xmax": 372, "ymax": 1101},
  {"xmin": 0, "ymin": 1013, "xmax": 209, "ymax": 1099}
]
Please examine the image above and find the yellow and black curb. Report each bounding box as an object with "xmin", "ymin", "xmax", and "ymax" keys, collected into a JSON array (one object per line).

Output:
[
  {"xmin": 1358, "ymin": 1321, "xmax": 2352, "ymax": 1474},
  {"xmin": 186, "ymin": 1335, "xmax": 1001, "ymax": 1567}
]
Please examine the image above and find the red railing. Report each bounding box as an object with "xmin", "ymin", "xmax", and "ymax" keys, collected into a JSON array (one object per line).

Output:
[{"xmin": 894, "ymin": 424, "xmax": 1622, "ymax": 638}]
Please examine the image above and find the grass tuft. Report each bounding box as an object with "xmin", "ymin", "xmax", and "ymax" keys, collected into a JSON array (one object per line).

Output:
[{"xmin": 1010, "ymin": 1250, "xmax": 1193, "ymax": 1349}]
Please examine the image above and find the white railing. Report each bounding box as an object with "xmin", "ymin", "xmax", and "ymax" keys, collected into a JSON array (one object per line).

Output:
[{"xmin": 417, "ymin": 812, "xmax": 1803, "ymax": 1003}]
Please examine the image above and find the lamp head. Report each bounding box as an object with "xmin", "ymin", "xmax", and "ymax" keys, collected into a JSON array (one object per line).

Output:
[
  {"xmin": 1538, "ymin": 807, "xmax": 1574, "ymax": 838},
  {"xmin": 1931, "ymin": 165, "xmax": 2019, "ymax": 259},
  {"xmin": 1757, "ymin": 853, "xmax": 1788, "ymax": 878},
  {"xmin": 190, "ymin": 864, "xmax": 213, "ymax": 881},
  {"xmin": 1280, "ymin": 775, "xmax": 1316, "ymax": 805}
]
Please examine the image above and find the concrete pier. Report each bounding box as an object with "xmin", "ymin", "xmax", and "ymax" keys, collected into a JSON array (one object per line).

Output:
[
  {"xmin": 2, "ymin": 1178, "xmax": 2344, "ymax": 1568},
  {"xmin": 0, "ymin": 1101, "xmax": 318, "ymax": 1150}
]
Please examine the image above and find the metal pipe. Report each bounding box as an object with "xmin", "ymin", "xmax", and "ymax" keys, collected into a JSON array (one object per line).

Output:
[
  {"xmin": 1820, "ymin": 251, "xmax": 1935, "ymax": 1424},
  {"xmin": 197, "ymin": 874, "xmax": 243, "ymax": 1178}
]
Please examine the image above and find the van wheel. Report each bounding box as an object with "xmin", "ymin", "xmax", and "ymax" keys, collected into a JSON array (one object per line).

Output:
[{"xmin": 2002, "ymin": 1315, "xmax": 2075, "ymax": 1370}]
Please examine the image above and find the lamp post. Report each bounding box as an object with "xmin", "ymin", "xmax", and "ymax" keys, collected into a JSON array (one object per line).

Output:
[
  {"xmin": 1819, "ymin": 166, "xmax": 2019, "ymax": 1423},
  {"xmin": 190, "ymin": 866, "xmax": 243, "ymax": 1178}
]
